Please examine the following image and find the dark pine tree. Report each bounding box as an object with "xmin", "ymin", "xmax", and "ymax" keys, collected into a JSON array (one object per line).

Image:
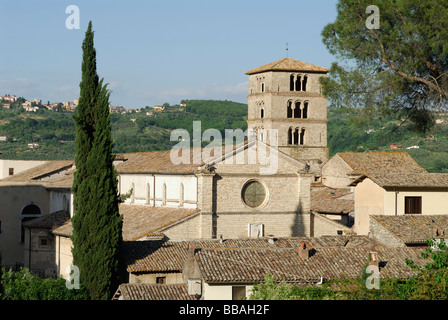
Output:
[{"xmin": 71, "ymin": 21, "xmax": 122, "ymax": 300}]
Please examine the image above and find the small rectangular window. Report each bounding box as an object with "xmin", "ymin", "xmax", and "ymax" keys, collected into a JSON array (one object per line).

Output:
[
  {"xmin": 156, "ymin": 276, "xmax": 166, "ymax": 284},
  {"xmin": 405, "ymin": 196, "xmax": 422, "ymax": 214},
  {"xmin": 8, "ymin": 168, "xmax": 14, "ymax": 176},
  {"xmin": 232, "ymin": 286, "xmax": 246, "ymax": 300}
]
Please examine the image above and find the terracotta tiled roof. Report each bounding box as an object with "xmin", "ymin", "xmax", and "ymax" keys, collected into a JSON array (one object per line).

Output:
[
  {"xmin": 371, "ymin": 215, "xmax": 448, "ymax": 244},
  {"xmin": 115, "ymin": 143, "xmax": 254, "ymax": 175},
  {"xmin": 121, "ymin": 240, "xmax": 189, "ymax": 273},
  {"xmin": 112, "ymin": 283, "xmax": 196, "ymax": 300},
  {"xmin": 120, "ymin": 236, "xmax": 380, "ymax": 273},
  {"xmin": 311, "ymin": 186, "xmax": 354, "ymax": 214},
  {"xmin": 337, "ymin": 152, "xmax": 427, "ymax": 175},
  {"xmin": 52, "ymin": 204, "xmax": 199, "ymax": 241},
  {"xmin": 0, "ymin": 160, "xmax": 74, "ymax": 182},
  {"xmin": 119, "ymin": 204, "xmax": 199, "ymax": 241},
  {"xmin": 357, "ymin": 172, "xmax": 448, "ymax": 188},
  {"xmin": 195, "ymin": 246, "xmax": 427, "ymax": 283},
  {"xmin": 22, "ymin": 210, "xmax": 70, "ymax": 230},
  {"xmin": 245, "ymin": 57, "xmax": 329, "ymax": 75},
  {"xmin": 114, "ymin": 150, "xmax": 201, "ymax": 174}
]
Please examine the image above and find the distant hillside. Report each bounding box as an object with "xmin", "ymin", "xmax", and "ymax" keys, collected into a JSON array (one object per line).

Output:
[
  {"xmin": 327, "ymin": 106, "xmax": 448, "ymax": 173},
  {"xmin": 0, "ymin": 99, "xmax": 248, "ymax": 160},
  {"xmin": 0, "ymin": 100, "xmax": 446, "ymax": 173}
]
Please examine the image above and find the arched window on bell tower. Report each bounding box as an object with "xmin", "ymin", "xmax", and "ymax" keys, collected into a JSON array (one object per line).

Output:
[
  {"xmin": 302, "ymin": 101, "xmax": 308, "ymax": 119},
  {"xmin": 295, "ymin": 75, "xmax": 302, "ymax": 91},
  {"xmin": 288, "ymin": 127, "xmax": 293, "ymax": 144},
  {"xmin": 290, "ymin": 74, "xmax": 295, "ymax": 91},
  {"xmin": 260, "ymin": 108, "xmax": 264, "ymax": 119},
  {"xmin": 302, "ymin": 75, "xmax": 308, "ymax": 91},
  {"xmin": 287, "ymin": 101, "xmax": 293, "ymax": 118},
  {"xmin": 294, "ymin": 128, "xmax": 300, "ymax": 145},
  {"xmin": 300, "ymin": 128, "xmax": 305, "ymax": 145},
  {"xmin": 294, "ymin": 101, "xmax": 301, "ymax": 118}
]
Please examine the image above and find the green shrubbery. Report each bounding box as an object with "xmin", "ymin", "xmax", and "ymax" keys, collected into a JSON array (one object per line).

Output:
[{"xmin": 0, "ymin": 267, "xmax": 87, "ymax": 300}]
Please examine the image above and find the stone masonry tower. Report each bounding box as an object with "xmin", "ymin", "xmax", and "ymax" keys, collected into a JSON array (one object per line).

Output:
[{"xmin": 245, "ymin": 57, "xmax": 329, "ymax": 177}]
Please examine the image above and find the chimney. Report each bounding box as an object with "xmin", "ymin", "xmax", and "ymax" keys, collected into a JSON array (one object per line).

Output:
[
  {"xmin": 183, "ymin": 242, "xmax": 201, "ymax": 283},
  {"xmin": 432, "ymin": 225, "xmax": 445, "ymax": 239},
  {"xmin": 188, "ymin": 278, "xmax": 202, "ymax": 298},
  {"xmin": 368, "ymin": 251, "xmax": 379, "ymax": 268},
  {"xmin": 298, "ymin": 242, "xmax": 310, "ymax": 260}
]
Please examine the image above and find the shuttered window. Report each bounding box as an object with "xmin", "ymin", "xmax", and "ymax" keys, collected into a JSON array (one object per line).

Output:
[{"xmin": 405, "ymin": 196, "xmax": 422, "ymax": 214}]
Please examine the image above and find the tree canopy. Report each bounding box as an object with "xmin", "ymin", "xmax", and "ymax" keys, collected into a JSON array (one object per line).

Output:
[
  {"xmin": 321, "ymin": 0, "xmax": 448, "ymax": 132},
  {"xmin": 71, "ymin": 21, "xmax": 122, "ymax": 300}
]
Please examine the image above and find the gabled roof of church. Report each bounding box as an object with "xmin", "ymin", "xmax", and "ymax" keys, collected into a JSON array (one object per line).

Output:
[
  {"xmin": 52, "ymin": 204, "xmax": 200, "ymax": 241},
  {"xmin": 198, "ymin": 139, "xmax": 307, "ymax": 173},
  {"xmin": 245, "ymin": 57, "xmax": 329, "ymax": 75},
  {"xmin": 114, "ymin": 150, "xmax": 201, "ymax": 174}
]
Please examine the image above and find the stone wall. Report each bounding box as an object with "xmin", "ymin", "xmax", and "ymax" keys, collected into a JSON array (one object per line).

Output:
[
  {"xmin": 24, "ymin": 228, "xmax": 58, "ymax": 277},
  {"xmin": 0, "ymin": 184, "xmax": 51, "ymax": 266},
  {"xmin": 368, "ymin": 216, "xmax": 405, "ymax": 247},
  {"xmin": 129, "ymin": 272, "xmax": 184, "ymax": 284},
  {"xmin": 310, "ymin": 212, "xmax": 351, "ymax": 237},
  {"xmin": 246, "ymin": 70, "xmax": 328, "ymax": 173},
  {"xmin": 321, "ymin": 154, "xmax": 354, "ymax": 189}
]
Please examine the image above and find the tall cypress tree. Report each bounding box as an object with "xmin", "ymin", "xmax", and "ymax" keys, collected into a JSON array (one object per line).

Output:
[{"xmin": 71, "ymin": 21, "xmax": 122, "ymax": 300}]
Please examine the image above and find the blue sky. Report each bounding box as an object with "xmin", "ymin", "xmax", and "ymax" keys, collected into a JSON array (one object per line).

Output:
[{"xmin": 0, "ymin": 0, "xmax": 339, "ymax": 108}]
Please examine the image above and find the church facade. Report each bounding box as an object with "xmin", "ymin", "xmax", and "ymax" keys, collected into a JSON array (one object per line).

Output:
[{"xmin": 115, "ymin": 57, "xmax": 331, "ymax": 240}]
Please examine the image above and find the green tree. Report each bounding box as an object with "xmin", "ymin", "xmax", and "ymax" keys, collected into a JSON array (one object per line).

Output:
[
  {"xmin": 405, "ymin": 239, "xmax": 448, "ymax": 299},
  {"xmin": 0, "ymin": 268, "xmax": 87, "ymax": 300},
  {"xmin": 321, "ymin": 0, "xmax": 448, "ymax": 132},
  {"xmin": 71, "ymin": 21, "xmax": 123, "ymax": 300}
]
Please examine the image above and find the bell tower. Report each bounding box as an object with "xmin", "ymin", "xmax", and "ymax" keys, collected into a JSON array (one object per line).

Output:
[{"xmin": 245, "ymin": 57, "xmax": 329, "ymax": 176}]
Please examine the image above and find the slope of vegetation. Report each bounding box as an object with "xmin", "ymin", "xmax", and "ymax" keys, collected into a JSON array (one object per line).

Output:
[{"xmin": 0, "ymin": 100, "xmax": 446, "ymax": 172}]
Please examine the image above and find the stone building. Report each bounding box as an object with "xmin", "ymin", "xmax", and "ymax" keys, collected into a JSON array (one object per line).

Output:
[
  {"xmin": 0, "ymin": 160, "xmax": 73, "ymax": 268},
  {"xmin": 321, "ymin": 151, "xmax": 427, "ymax": 189},
  {"xmin": 350, "ymin": 172, "xmax": 448, "ymax": 235},
  {"xmin": 0, "ymin": 57, "xmax": 347, "ymax": 277},
  {"xmin": 245, "ymin": 57, "xmax": 329, "ymax": 178}
]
